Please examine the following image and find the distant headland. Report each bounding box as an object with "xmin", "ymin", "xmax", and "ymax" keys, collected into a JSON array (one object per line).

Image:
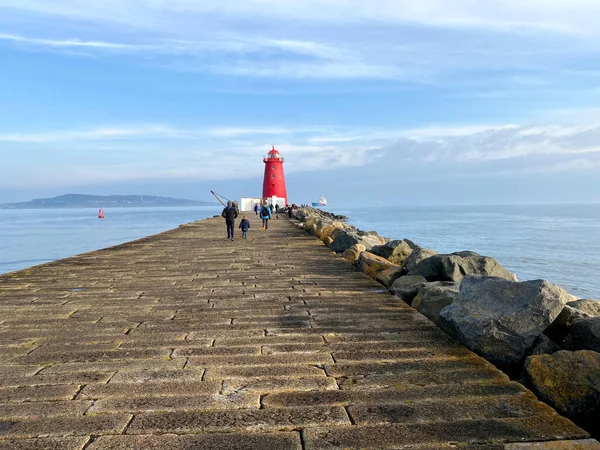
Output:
[{"xmin": 0, "ymin": 194, "xmax": 217, "ymax": 209}]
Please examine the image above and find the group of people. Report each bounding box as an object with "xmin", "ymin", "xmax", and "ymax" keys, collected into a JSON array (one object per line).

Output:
[{"xmin": 221, "ymin": 201, "xmax": 299, "ymax": 240}]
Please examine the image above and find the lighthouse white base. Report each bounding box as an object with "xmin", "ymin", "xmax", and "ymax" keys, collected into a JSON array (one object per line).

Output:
[
  {"xmin": 240, "ymin": 197, "xmax": 262, "ymax": 212},
  {"xmin": 265, "ymin": 196, "xmax": 286, "ymax": 209},
  {"xmin": 240, "ymin": 196, "xmax": 287, "ymax": 212}
]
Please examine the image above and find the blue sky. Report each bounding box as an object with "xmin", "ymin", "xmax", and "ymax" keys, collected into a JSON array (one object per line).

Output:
[{"xmin": 1, "ymin": 0, "xmax": 600, "ymax": 205}]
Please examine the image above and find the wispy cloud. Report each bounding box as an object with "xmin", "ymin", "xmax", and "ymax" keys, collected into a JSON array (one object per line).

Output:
[
  {"xmin": 385, "ymin": 123, "xmax": 600, "ymax": 164},
  {"xmin": 0, "ymin": 140, "xmax": 378, "ymax": 188},
  {"xmin": 211, "ymin": 61, "xmax": 403, "ymax": 80},
  {"xmin": 3, "ymin": 1, "xmax": 600, "ymax": 35},
  {"xmin": 3, "ymin": 1, "xmax": 600, "ymax": 82},
  {"xmin": 0, "ymin": 32, "xmax": 347, "ymax": 58},
  {"xmin": 0, "ymin": 33, "xmax": 141, "ymax": 50},
  {"xmin": 7, "ymin": 120, "xmax": 600, "ymax": 164},
  {"xmin": 209, "ymin": 127, "xmax": 295, "ymax": 138},
  {"xmin": 397, "ymin": 124, "xmax": 520, "ymax": 141},
  {"xmin": 0, "ymin": 125, "xmax": 327, "ymax": 143},
  {"xmin": 0, "ymin": 125, "xmax": 193, "ymax": 143},
  {"xmin": 3, "ymin": 119, "xmax": 600, "ymax": 188},
  {"xmin": 1, "ymin": 30, "xmax": 388, "ymax": 80}
]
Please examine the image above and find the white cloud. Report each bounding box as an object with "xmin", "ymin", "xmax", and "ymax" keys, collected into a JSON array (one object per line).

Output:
[
  {"xmin": 209, "ymin": 127, "xmax": 294, "ymax": 138},
  {"xmin": 2, "ymin": 1, "xmax": 600, "ymax": 82},
  {"xmin": 387, "ymin": 123, "xmax": 600, "ymax": 164},
  {"xmin": 7, "ymin": 120, "xmax": 600, "ymax": 164},
  {"xmin": 0, "ymin": 125, "xmax": 326, "ymax": 143},
  {"xmin": 0, "ymin": 142, "xmax": 375, "ymax": 188},
  {"xmin": 0, "ymin": 33, "xmax": 140, "ymax": 50},
  {"xmin": 2, "ymin": 119, "xmax": 600, "ymax": 189},
  {"xmin": 546, "ymin": 158, "xmax": 600, "ymax": 172},
  {"xmin": 398, "ymin": 124, "xmax": 519, "ymax": 141},
  {"xmin": 0, "ymin": 30, "xmax": 390, "ymax": 80},
  {"xmin": 308, "ymin": 136, "xmax": 361, "ymax": 144},
  {"xmin": 0, "ymin": 126, "xmax": 192, "ymax": 143},
  {"xmin": 244, "ymin": 37, "xmax": 350, "ymax": 61},
  {"xmin": 3, "ymin": 1, "xmax": 600, "ymax": 35},
  {"xmin": 0, "ymin": 32, "xmax": 347, "ymax": 58}
]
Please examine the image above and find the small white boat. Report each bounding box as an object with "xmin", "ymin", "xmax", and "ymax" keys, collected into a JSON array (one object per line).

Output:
[{"xmin": 312, "ymin": 196, "xmax": 327, "ymax": 207}]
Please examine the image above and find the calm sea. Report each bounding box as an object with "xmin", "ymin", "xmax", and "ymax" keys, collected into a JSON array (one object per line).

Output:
[
  {"xmin": 1, "ymin": 204, "xmax": 598, "ymax": 299},
  {"xmin": 337, "ymin": 204, "xmax": 600, "ymax": 300},
  {"xmin": 0, "ymin": 206, "xmax": 220, "ymax": 275}
]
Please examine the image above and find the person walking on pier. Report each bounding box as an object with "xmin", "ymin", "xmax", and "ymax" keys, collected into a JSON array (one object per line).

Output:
[
  {"xmin": 221, "ymin": 201, "xmax": 238, "ymax": 240},
  {"xmin": 239, "ymin": 215, "xmax": 250, "ymax": 239},
  {"xmin": 260, "ymin": 202, "xmax": 272, "ymax": 230},
  {"xmin": 253, "ymin": 203, "xmax": 259, "ymax": 215}
]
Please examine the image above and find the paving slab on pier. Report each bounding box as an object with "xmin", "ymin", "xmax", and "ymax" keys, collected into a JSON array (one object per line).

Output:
[{"xmin": 0, "ymin": 214, "xmax": 596, "ymax": 449}]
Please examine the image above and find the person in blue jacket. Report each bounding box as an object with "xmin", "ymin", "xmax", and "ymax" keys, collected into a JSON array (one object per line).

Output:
[
  {"xmin": 253, "ymin": 203, "xmax": 259, "ymax": 215},
  {"xmin": 260, "ymin": 202, "xmax": 272, "ymax": 230}
]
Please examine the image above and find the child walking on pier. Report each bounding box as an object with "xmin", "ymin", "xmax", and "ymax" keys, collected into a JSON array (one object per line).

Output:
[{"xmin": 239, "ymin": 216, "xmax": 250, "ymax": 239}]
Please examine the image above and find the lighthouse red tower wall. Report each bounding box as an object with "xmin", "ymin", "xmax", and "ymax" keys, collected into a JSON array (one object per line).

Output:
[{"xmin": 262, "ymin": 147, "xmax": 288, "ymax": 205}]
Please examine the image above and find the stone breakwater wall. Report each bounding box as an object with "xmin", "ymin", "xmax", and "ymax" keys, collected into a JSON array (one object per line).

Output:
[{"xmin": 294, "ymin": 206, "xmax": 600, "ymax": 438}]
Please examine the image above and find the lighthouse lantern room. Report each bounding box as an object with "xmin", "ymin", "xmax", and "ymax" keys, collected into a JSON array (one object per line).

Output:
[{"xmin": 262, "ymin": 146, "xmax": 288, "ymax": 207}]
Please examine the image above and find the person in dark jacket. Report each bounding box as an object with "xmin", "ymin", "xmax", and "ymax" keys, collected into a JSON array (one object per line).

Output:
[
  {"xmin": 239, "ymin": 215, "xmax": 250, "ymax": 239},
  {"xmin": 221, "ymin": 201, "xmax": 238, "ymax": 240},
  {"xmin": 253, "ymin": 203, "xmax": 259, "ymax": 215}
]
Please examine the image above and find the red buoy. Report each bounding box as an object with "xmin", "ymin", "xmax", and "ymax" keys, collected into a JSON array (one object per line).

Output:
[
  {"xmin": 98, "ymin": 209, "xmax": 105, "ymax": 219},
  {"xmin": 262, "ymin": 146, "xmax": 288, "ymax": 204}
]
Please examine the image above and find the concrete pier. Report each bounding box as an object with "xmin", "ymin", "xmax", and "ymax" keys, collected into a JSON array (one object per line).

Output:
[{"xmin": 0, "ymin": 213, "xmax": 597, "ymax": 449}]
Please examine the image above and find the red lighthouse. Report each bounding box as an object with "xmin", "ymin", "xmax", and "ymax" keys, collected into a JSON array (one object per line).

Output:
[{"xmin": 262, "ymin": 146, "xmax": 288, "ymax": 205}]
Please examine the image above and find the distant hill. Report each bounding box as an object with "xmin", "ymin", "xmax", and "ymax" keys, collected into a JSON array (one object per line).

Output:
[{"xmin": 0, "ymin": 194, "xmax": 217, "ymax": 209}]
